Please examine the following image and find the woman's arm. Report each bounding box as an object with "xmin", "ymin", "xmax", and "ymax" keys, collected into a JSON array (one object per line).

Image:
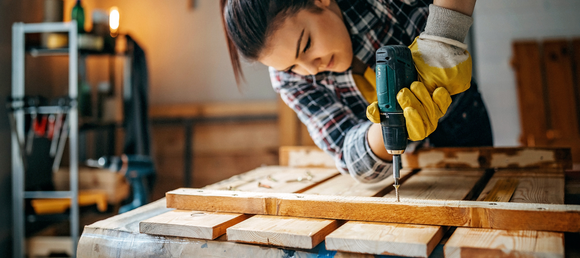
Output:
[{"xmin": 433, "ymin": 0, "xmax": 476, "ymax": 16}]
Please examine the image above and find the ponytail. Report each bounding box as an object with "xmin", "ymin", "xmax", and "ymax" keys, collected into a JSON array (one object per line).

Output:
[{"xmin": 220, "ymin": 0, "xmax": 245, "ymax": 85}]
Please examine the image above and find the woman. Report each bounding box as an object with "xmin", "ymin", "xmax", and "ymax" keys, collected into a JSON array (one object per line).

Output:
[{"xmin": 220, "ymin": 0, "xmax": 493, "ymax": 183}]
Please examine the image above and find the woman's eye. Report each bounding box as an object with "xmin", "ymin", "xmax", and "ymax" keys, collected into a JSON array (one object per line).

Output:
[{"xmin": 303, "ymin": 37, "xmax": 311, "ymax": 53}]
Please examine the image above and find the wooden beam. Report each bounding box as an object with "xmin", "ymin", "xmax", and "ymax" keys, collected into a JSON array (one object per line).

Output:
[
  {"xmin": 149, "ymin": 101, "xmax": 277, "ymax": 119},
  {"xmin": 140, "ymin": 210, "xmax": 250, "ymax": 240},
  {"xmin": 325, "ymin": 222, "xmax": 445, "ymax": 257},
  {"xmin": 166, "ymin": 189, "xmax": 580, "ymax": 232},
  {"xmin": 226, "ymin": 215, "xmax": 338, "ymax": 249},
  {"xmin": 444, "ymin": 228, "xmax": 564, "ymax": 258},
  {"xmin": 401, "ymin": 147, "xmax": 572, "ymax": 169}
]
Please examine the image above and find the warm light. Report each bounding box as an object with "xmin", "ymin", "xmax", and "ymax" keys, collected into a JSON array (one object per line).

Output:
[{"xmin": 109, "ymin": 7, "xmax": 119, "ymax": 36}]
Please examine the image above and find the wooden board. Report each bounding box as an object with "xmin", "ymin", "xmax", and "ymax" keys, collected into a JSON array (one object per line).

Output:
[
  {"xmin": 166, "ymin": 189, "xmax": 580, "ymax": 232},
  {"xmin": 477, "ymin": 169, "xmax": 565, "ymax": 204},
  {"xmin": 324, "ymin": 168, "xmax": 482, "ymax": 257},
  {"xmin": 222, "ymin": 168, "xmax": 411, "ymax": 249},
  {"xmin": 512, "ymin": 41, "xmax": 549, "ymax": 146},
  {"xmin": 444, "ymin": 228, "xmax": 564, "ymax": 258},
  {"xmin": 149, "ymin": 101, "xmax": 277, "ymax": 119},
  {"xmin": 226, "ymin": 215, "xmax": 338, "ymax": 249},
  {"xmin": 303, "ymin": 168, "xmax": 413, "ymax": 197},
  {"xmin": 145, "ymin": 166, "xmax": 338, "ymax": 240},
  {"xmin": 401, "ymin": 147, "xmax": 571, "ymax": 170},
  {"xmin": 202, "ymin": 166, "xmax": 338, "ymax": 193},
  {"xmin": 543, "ymin": 40, "xmax": 579, "ymax": 141},
  {"xmin": 232, "ymin": 167, "xmax": 339, "ymax": 193},
  {"xmin": 326, "ymin": 222, "xmax": 444, "ymax": 257},
  {"xmin": 445, "ymin": 168, "xmax": 566, "ymax": 257},
  {"xmin": 383, "ymin": 168, "xmax": 485, "ymax": 200},
  {"xmin": 279, "ymin": 146, "xmax": 335, "ymax": 168},
  {"xmin": 140, "ymin": 210, "xmax": 250, "ymax": 240}
]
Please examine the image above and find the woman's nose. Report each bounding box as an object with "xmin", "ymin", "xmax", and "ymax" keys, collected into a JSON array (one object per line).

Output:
[{"xmin": 300, "ymin": 57, "xmax": 322, "ymax": 75}]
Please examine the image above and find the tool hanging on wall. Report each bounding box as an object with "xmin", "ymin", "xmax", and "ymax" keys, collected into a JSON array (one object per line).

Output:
[
  {"xmin": 50, "ymin": 99, "xmax": 67, "ymax": 157},
  {"xmin": 6, "ymin": 97, "xmax": 28, "ymax": 171}
]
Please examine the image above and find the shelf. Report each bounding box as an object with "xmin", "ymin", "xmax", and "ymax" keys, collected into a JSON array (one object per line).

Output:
[
  {"xmin": 29, "ymin": 48, "xmax": 69, "ymax": 57},
  {"xmin": 27, "ymin": 47, "xmax": 124, "ymax": 57},
  {"xmin": 24, "ymin": 191, "xmax": 72, "ymax": 199}
]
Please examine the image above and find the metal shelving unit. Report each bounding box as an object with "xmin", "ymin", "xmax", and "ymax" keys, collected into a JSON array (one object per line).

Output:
[{"xmin": 11, "ymin": 22, "xmax": 79, "ymax": 258}]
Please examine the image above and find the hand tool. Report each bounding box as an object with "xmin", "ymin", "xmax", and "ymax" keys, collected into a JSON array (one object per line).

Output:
[
  {"xmin": 50, "ymin": 98, "xmax": 68, "ymax": 157},
  {"xmin": 375, "ymin": 45, "xmax": 417, "ymax": 202},
  {"xmin": 52, "ymin": 113, "xmax": 69, "ymax": 173}
]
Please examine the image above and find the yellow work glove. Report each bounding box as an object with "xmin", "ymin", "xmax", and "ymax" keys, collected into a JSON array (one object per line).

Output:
[
  {"xmin": 366, "ymin": 82, "xmax": 452, "ymax": 141},
  {"xmin": 409, "ymin": 35, "xmax": 472, "ymax": 95}
]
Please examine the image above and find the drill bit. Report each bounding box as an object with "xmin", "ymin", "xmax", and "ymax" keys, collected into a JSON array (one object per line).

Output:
[{"xmin": 393, "ymin": 154, "xmax": 401, "ymax": 202}]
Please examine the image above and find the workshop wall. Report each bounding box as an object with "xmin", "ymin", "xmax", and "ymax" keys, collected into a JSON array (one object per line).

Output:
[
  {"xmin": 473, "ymin": 0, "xmax": 580, "ymax": 146},
  {"xmin": 68, "ymin": 0, "xmax": 277, "ymax": 105}
]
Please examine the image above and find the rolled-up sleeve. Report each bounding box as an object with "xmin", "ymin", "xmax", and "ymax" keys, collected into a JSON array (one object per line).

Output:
[{"xmin": 270, "ymin": 67, "xmax": 392, "ymax": 183}]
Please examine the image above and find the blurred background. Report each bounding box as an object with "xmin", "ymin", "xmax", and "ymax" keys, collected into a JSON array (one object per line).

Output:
[{"xmin": 0, "ymin": 0, "xmax": 579, "ymax": 256}]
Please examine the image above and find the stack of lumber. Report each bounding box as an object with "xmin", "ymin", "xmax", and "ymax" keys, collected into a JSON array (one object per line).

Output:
[{"xmin": 135, "ymin": 147, "xmax": 575, "ymax": 258}]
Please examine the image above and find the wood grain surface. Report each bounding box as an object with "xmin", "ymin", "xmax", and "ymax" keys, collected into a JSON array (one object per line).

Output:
[
  {"xmin": 401, "ymin": 147, "xmax": 571, "ymax": 170},
  {"xmin": 140, "ymin": 210, "xmax": 250, "ymax": 239},
  {"xmin": 226, "ymin": 215, "xmax": 338, "ymax": 249},
  {"xmin": 325, "ymin": 222, "xmax": 444, "ymax": 257},
  {"xmin": 445, "ymin": 168, "xmax": 566, "ymax": 257},
  {"xmin": 477, "ymin": 170, "xmax": 565, "ymax": 204},
  {"xmin": 166, "ymin": 189, "xmax": 580, "ymax": 232},
  {"xmin": 445, "ymin": 228, "xmax": 564, "ymax": 258}
]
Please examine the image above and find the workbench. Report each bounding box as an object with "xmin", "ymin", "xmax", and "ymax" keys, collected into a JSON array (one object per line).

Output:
[{"xmin": 77, "ymin": 147, "xmax": 580, "ymax": 257}]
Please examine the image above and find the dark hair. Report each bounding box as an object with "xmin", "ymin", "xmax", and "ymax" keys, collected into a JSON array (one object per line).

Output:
[{"xmin": 220, "ymin": 0, "xmax": 320, "ymax": 85}]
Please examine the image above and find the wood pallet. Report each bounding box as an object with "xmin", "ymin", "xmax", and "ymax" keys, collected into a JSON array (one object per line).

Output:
[{"xmin": 140, "ymin": 147, "xmax": 573, "ymax": 258}]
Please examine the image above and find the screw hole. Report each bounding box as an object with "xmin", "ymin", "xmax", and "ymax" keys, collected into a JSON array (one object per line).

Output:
[{"xmin": 489, "ymin": 203, "xmax": 497, "ymax": 205}]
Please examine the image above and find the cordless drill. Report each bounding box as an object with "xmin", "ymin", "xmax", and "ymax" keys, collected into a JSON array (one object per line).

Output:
[{"xmin": 375, "ymin": 45, "xmax": 417, "ymax": 202}]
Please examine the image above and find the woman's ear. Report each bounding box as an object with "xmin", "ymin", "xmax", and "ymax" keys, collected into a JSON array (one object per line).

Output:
[{"xmin": 315, "ymin": 0, "xmax": 332, "ymax": 8}]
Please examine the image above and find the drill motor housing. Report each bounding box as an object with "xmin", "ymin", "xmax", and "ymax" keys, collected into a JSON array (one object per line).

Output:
[{"xmin": 375, "ymin": 45, "xmax": 417, "ymax": 154}]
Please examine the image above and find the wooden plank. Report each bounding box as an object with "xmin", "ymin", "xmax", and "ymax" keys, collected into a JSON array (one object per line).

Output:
[
  {"xmin": 325, "ymin": 168, "xmax": 482, "ymax": 257},
  {"xmin": 202, "ymin": 166, "xmax": 338, "ymax": 192},
  {"xmin": 445, "ymin": 167, "xmax": 566, "ymax": 257},
  {"xmin": 444, "ymin": 228, "xmax": 564, "ymax": 258},
  {"xmin": 326, "ymin": 222, "xmax": 444, "ymax": 257},
  {"xmin": 512, "ymin": 41, "xmax": 548, "ymax": 146},
  {"xmin": 477, "ymin": 169, "xmax": 565, "ymax": 204},
  {"xmin": 401, "ymin": 147, "xmax": 572, "ymax": 170},
  {"xmin": 279, "ymin": 146, "xmax": 335, "ymax": 167},
  {"xmin": 543, "ymin": 40, "xmax": 579, "ymax": 139},
  {"xmin": 278, "ymin": 97, "xmax": 300, "ymax": 146},
  {"xmin": 140, "ymin": 210, "xmax": 250, "ymax": 240},
  {"xmin": 232, "ymin": 167, "xmax": 339, "ymax": 193},
  {"xmin": 145, "ymin": 166, "xmax": 337, "ymax": 240},
  {"xmin": 303, "ymin": 168, "xmax": 413, "ymax": 197},
  {"xmin": 149, "ymin": 101, "xmax": 277, "ymax": 119},
  {"xmin": 382, "ymin": 168, "xmax": 484, "ymax": 200},
  {"xmin": 226, "ymin": 215, "xmax": 338, "ymax": 249},
  {"xmin": 223, "ymin": 168, "xmax": 411, "ymax": 249},
  {"xmin": 166, "ymin": 189, "xmax": 580, "ymax": 232}
]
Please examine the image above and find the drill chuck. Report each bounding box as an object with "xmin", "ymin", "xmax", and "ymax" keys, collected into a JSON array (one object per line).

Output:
[{"xmin": 381, "ymin": 112, "xmax": 407, "ymax": 155}]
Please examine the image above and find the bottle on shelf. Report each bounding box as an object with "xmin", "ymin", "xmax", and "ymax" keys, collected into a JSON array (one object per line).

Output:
[{"xmin": 71, "ymin": 0, "xmax": 85, "ymax": 33}]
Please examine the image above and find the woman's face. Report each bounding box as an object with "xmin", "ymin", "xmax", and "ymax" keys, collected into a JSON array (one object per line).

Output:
[{"xmin": 258, "ymin": 0, "xmax": 353, "ymax": 76}]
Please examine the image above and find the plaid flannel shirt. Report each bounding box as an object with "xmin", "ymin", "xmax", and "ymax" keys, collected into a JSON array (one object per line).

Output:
[{"xmin": 270, "ymin": 0, "xmax": 432, "ymax": 183}]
